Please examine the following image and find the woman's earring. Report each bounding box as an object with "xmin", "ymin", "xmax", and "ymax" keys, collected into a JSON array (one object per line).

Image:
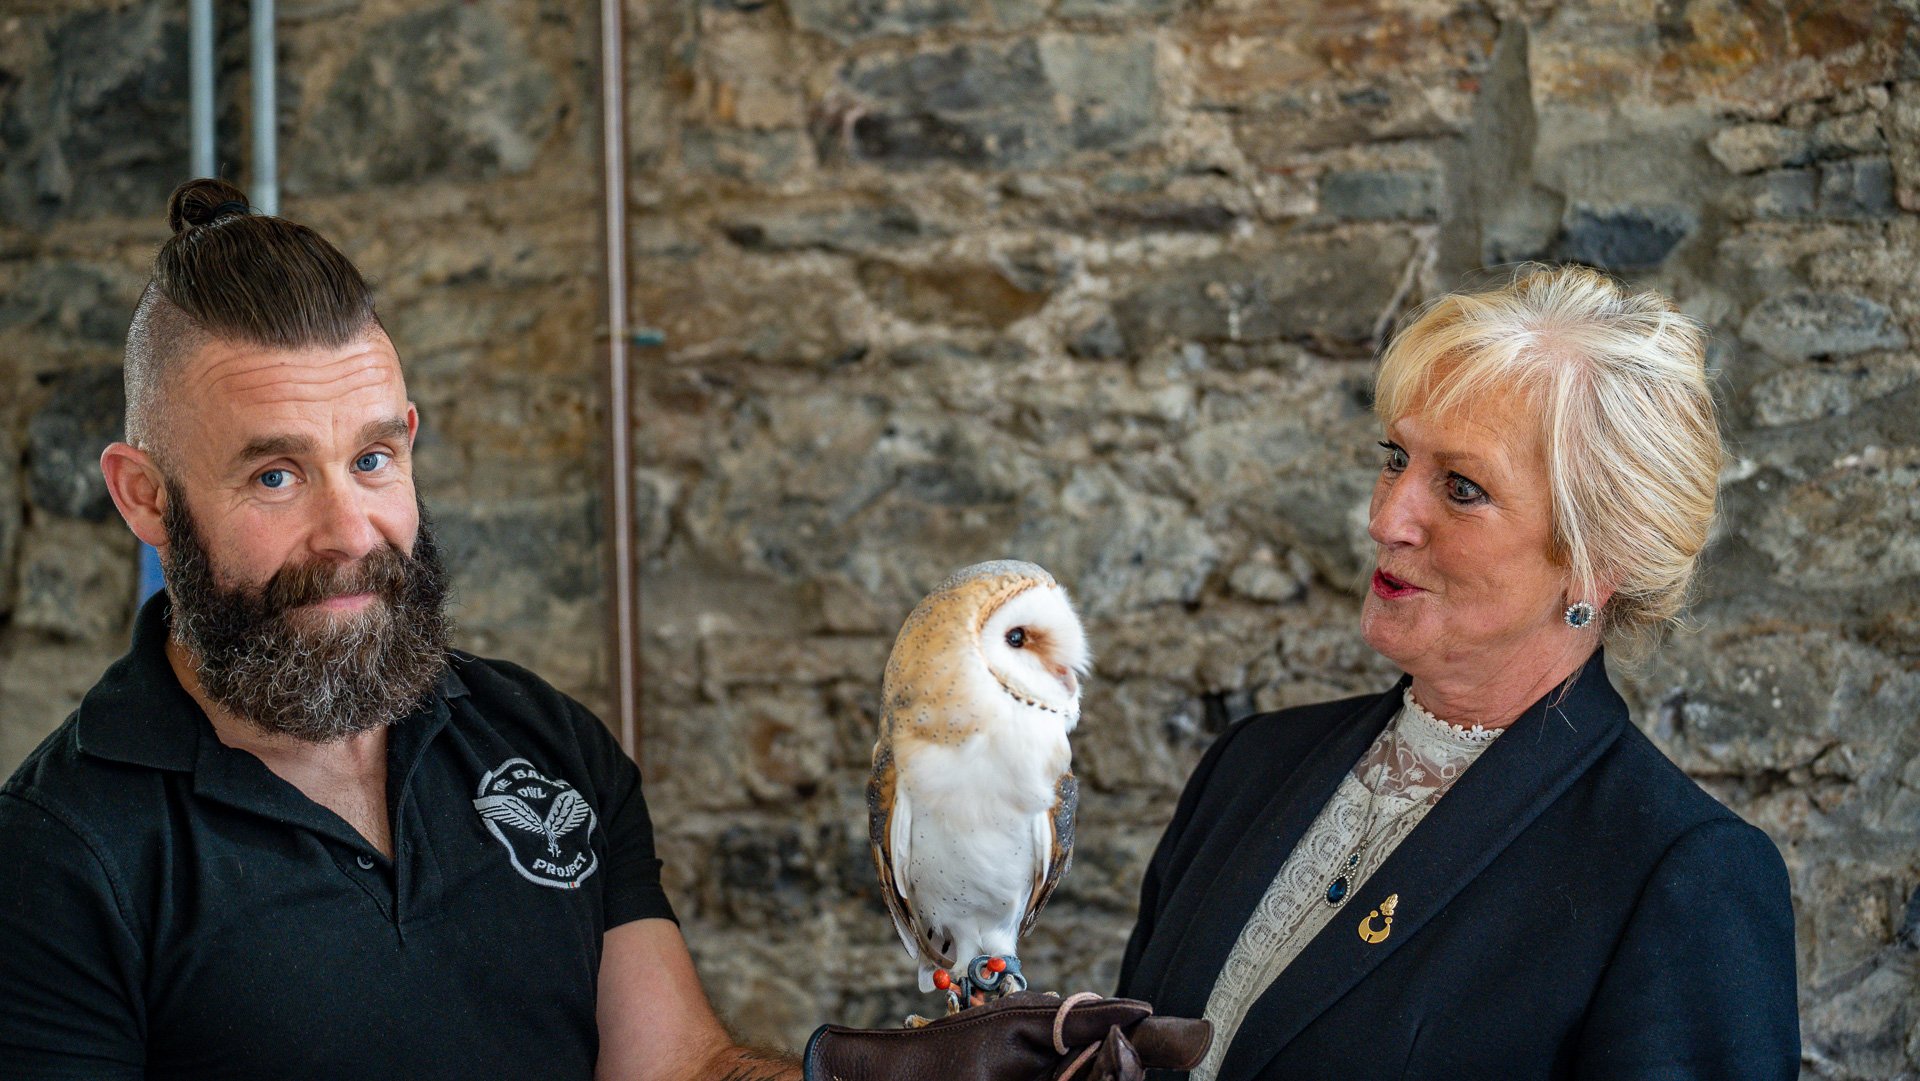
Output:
[{"xmin": 1564, "ymin": 601, "xmax": 1596, "ymax": 629}]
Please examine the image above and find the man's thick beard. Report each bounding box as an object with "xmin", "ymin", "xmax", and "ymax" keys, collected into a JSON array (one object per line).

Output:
[{"xmin": 161, "ymin": 480, "xmax": 453, "ymax": 743}]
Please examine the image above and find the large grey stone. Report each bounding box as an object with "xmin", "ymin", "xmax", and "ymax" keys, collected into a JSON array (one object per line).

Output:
[
  {"xmin": 1011, "ymin": 465, "xmax": 1220, "ymax": 617},
  {"xmin": 0, "ymin": 636, "xmax": 127, "ymax": 776},
  {"xmin": 12, "ymin": 518, "xmax": 134, "ymax": 643},
  {"xmin": 1320, "ymin": 169, "xmax": 1442, "ymax": 221},
  {"xmin": 285, "ymin": 1, "xmax": 557, "ymax": 191},
  {"xmin": 434, "ymin": 494, "xmax": 600, "ymax": 620},
  {"xmin": 841, "ymin": 36, "xmax": 1157, "ymax": 168},
  {"xmin": 0, "ymin": 1, "xmax": 189, "ymax": 228},
  {"xmin": 1641, "ymin": 629, "xmax": 1917, "ymax": 780},
  {"xmin": 710, "ymin": 821, "xmax": 825, "ymax": 924},
  {"xmin": 1747, "ymin": 168, "xmax": 1818, "ymax": 219},
  {"xmin": 1738, "ymin": 446, "xmax": 1920, "ymax": 590},
  {"xmin": 1113, "ymin": 230, "xmax": 1419, "ymax": 355},
  {"xmin": 1091, "ymin": 200, "xmax": 1241, "ymax": 233},
  {"xmin": 721, "ymin": 205, "xmax": 928, "ymax": 253},
  {"xmin": 1747, "ymin": 356, "xmax": 1920, "ymax": 427},
  {"xmin": 1818, "ymin": 157, "xmax": 1896, "ymax": 219},
  {"xmin": 1740, "ymin": 291, "xmax": 1909, "ymax": 361},
  {"xmin": 1707, "ymin": 123, "xmax": 1809, "ymax": 174},
  {"xmin": 1556, "ymin": 204, "xmax": 1695, "ymax": 271},
  {"xmin": 27, "ymin": 366, "xmax": 125, "ymax": 522}
]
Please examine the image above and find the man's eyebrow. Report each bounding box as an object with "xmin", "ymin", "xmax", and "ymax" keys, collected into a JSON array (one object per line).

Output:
[
  {"xmin": 229, "ymin": 418, "xmax": 410, "ymax": 471},
  {"xmin": 232, "ymin": 433, "xmax": 314, "ymax": 469},
  {"xmin": 358, "ymin": 417, "xmax": 412, "ymax": 449}
]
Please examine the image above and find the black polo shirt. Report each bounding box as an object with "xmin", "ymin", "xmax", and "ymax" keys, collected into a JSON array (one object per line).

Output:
[{"xmin": 0, "ymin": 594, "xmax": 676, "ymax": 1080}]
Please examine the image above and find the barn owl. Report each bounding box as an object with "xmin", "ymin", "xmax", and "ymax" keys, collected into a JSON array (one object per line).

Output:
[{"xmin": 868, "ymin": 560, "xmax": 1090, "ymax": 1012}]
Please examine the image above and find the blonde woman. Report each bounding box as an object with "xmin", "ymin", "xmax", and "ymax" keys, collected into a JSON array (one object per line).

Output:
[{"xmin": 1118, "ymin": 266, "xmax": 1798, "ymax": 1080}]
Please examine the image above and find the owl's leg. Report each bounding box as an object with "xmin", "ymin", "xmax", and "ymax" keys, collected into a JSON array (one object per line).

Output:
[
  {"xmin": 928, "ymin": 968, "xmax": 965, "ymax": 1017},
  {"xmin": 965, "ymin": 955, "xmax": 1027, "ymax": 999}
]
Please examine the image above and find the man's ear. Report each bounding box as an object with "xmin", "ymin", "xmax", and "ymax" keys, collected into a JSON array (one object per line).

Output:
[
  {"xmin": 406, "ymin": 402, "xmax": 419, "ymax": 447},
  {"xmin": 100, "ymin": 442, "xmax": 171, "ymax": 549}
]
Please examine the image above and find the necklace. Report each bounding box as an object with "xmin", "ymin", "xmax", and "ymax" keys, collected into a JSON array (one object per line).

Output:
[{"xmin": 1323, "ymin": 719, "xmax": 1427, "ymax": 907}]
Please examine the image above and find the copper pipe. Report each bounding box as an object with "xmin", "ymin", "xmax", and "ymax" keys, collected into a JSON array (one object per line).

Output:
[{"xmin": 598, "ymin": 0, "xmax": 640, "ymax": 760}]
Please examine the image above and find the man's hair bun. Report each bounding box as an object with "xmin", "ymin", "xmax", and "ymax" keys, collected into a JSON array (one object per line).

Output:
[{"xmin": 166, "ymin": 177, "xmax": 254, "ymax": 235}]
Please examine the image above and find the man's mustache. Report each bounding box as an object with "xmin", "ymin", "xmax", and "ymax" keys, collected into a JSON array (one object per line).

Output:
[{"xmin": 261, "ymin": 545, "xmax": 411, "ymax": 614}]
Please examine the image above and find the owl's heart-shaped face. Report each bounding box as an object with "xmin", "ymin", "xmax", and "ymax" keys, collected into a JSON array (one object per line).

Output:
[{"xmin": 979, "ymin": 583, "xmax": 1089, "ymax": 719}]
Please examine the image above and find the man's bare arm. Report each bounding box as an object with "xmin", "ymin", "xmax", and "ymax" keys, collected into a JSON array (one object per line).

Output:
[{"xmin": 595, "ymin": 919, "xmax": 802, "ymax": 1081}]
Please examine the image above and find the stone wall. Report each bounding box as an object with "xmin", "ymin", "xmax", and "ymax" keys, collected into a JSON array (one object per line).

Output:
[{"xmin": 3, "ymin": 0, "xmax": 1917, "ymax": 1076}]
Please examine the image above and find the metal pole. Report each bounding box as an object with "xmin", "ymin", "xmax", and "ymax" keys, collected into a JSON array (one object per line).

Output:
[
  {"xmin": 189, "ymin": 0, "xmax": 215, "ymax": 177},
  {"xmin": 599, "ymin": 0, "xmax": 640, "ymax": 759},
  {"xmin": 250, "ymin": 0, "xmax": 278, "ymax": 214}
]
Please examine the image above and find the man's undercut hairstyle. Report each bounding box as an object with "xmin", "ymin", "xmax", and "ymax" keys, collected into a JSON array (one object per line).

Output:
[{"xmin": 124, "ymin": 177, "xmax": 381, "ymax": 454}]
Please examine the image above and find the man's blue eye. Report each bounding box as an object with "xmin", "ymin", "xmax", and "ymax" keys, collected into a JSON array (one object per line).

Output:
[
  {"xmin": 260, "ymin": 470, "xmax": 289, "ymax": 489},
  {"xmin": 355, "ymin": 452, "xmax": 388, "ymax": 472}
]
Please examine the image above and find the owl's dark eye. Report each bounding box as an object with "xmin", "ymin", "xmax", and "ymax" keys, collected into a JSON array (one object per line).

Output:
[{"xmin": 1005, "ymin": 627, "xmax": 1027, "ymax": 649}]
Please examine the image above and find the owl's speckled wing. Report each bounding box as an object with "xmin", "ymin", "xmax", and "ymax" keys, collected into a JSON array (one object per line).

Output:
[
  {"xmin": 1020, "ymin": 771, "xmax": 1078, "ymax": 939},
  {"xmin": 868, "ymin": 733, "xmax": 947, "ymax": 969}
]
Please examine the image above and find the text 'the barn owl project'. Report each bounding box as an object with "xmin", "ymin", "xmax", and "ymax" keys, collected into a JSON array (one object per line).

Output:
[{"xmin": 869, "ymin": 560, "xmax": 1090, "ymax": 1014}]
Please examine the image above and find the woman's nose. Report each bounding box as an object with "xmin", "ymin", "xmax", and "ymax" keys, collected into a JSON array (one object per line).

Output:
[{"xmin": 1367, "ymin": 475, "xmax": 1427, "ymax": 549}]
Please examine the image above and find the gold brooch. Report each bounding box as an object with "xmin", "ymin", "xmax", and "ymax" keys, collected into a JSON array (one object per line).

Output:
[{"xmin": 1358, "ymin": 893, "xmax": 1399, "ymax": 944}]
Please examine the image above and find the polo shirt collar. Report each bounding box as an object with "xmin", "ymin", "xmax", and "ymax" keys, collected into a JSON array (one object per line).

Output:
[
  {"xmin": 75, "ymin": 591, "xmax": 469, "ymax": 774},
  {"xmin": 74, "ymin": 592, "xmax": 204, "ymax": 771}
]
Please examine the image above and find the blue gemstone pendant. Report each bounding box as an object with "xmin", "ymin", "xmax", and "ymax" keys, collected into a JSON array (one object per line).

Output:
[{"xmin": 1325, "ymin": 851, "xmax": 1361, "ymax": 906}]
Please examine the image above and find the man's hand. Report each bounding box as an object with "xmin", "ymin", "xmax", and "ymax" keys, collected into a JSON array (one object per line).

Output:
[{"xmin": 803, "ymin": 992, "xmax": 1211, "ymax": 1081}]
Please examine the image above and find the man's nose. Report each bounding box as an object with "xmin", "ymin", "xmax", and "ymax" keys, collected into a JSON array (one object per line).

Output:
[
  {"xmin": 307, "ymin": 476, "xmax": 381, "ymax": 562},
  {"xmin": 1367, "ymin": 475, "xmax": 1427, "ymax": 550}
]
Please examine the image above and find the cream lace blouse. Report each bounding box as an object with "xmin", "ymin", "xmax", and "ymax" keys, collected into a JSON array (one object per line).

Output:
[{"xmin": 1190, "ymin": 691, "xmax": 1503, "ymax": 1081}]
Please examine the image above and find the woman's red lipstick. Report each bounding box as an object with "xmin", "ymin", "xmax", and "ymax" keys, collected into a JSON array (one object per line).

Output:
[{"xmin": 1371, "ymin": 569, "xmax": 1422, "ymax": 599}]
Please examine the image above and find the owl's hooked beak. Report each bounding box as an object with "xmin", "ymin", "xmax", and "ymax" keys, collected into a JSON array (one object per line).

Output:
[{"xmin": 1052, "ymin": 665, "xmax": 1079, "ymax": 698}]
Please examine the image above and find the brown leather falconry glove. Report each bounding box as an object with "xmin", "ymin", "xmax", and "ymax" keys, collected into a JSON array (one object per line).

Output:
[{"xmin": 803, "ymin": 992, "xmax": 1211, "ymax": 1081}]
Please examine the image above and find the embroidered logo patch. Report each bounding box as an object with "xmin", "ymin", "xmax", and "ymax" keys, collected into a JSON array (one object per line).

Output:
[{"xmin": 473, "ymin": 758, "xmax": 599, "ymax": 889}]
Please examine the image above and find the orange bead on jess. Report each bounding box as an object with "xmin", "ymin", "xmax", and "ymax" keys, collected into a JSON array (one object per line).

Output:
[
  {"xmin": 986, "ymin": 957, "xmax": 1007, "ymax": 973},
  {"xmin": 932, "ymin": 969, "xmax": 952, "ymax": 990}
]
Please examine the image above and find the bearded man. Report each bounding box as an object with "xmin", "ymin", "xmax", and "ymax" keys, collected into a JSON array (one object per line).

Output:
[
  {"xmin": 0, "ymin": 178, "xmax": 803, "ymax": 1081},
  {"xmin": 0, "ymin": 179, "xmax": 1209, "ymax": 1081}
]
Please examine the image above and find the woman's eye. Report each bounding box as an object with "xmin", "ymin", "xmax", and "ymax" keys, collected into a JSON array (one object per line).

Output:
[
  {"xmin": 1377, "ymin": 441, "xmax": 1408, "ymax": 472},
  {"xmin": 259, "ymin": 469, "xmax": 290, "ymax": 490},
  {"xmin": 354, "ymin": 452, "xmax": 390, "ymax": 473},
  {"xmin": 1447, "ymin": 475, "xmax": 1487, "ymax": 504}
]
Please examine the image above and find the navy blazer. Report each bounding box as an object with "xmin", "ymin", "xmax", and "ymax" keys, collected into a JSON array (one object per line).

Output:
[{"xmin": 1117, "ymin": 652, "xmax": 1799, "ymax": 1080}]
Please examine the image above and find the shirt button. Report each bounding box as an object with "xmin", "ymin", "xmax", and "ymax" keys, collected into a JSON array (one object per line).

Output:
[{"xmin": 356, "ymin": 855, "xmax": 376, "ymax": 870}]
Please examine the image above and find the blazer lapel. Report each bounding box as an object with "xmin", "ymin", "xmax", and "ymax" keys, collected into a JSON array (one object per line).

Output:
[
  {"xmin": 1144, "ymin": 682, "xmax": 1405, "ymax": 1020},
  {"xmin": 1215, "ymin": 651, "xmax": 1630, "ymax": 1081}
]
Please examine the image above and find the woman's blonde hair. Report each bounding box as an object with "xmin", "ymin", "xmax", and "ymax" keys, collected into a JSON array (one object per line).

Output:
[{"xmin": 1373, "ymin": 264, "xmax": 1724, "ymax": 655}]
